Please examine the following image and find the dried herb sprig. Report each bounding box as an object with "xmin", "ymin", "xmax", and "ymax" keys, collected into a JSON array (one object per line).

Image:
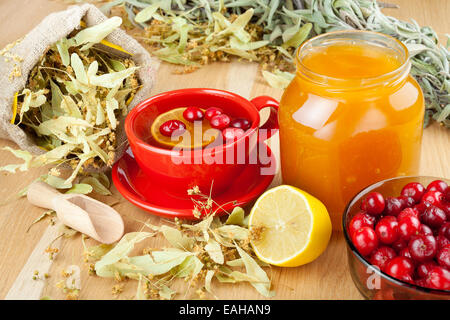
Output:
[
  {"xmin": 86, "ymin": 186, "xmax": 274, "ymax": 300},
  {"xmin": 1, "ymin": 17, "xmax": 141, "ymax": 185},
  {"xmin": 96, "ymin": 0, "xmax": 449, "ymax": 128}
]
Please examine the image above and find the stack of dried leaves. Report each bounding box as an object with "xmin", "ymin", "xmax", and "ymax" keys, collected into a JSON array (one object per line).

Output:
[
  {"xmin": 1, "ymin": 17, "xmax": 140, "ymax": 185},
  {"xmin": 82, "ymin": 187, "xmax": 274, "ymax": 299},
  {"xmin": 91, "ymin": 0, "xmax": 449, "ymax": 128}
]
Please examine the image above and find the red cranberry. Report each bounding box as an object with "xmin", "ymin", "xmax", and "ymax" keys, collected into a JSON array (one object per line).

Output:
[
  {"xmin": 222, "ymin": 128, "xmax": 245, "ymax": 141},
  {"xmin": 426, "ymin": 266, "xmax": 450, "ymax": 290},
  {"xmin": 444, "ymin": 188, "xmax": 450, "ymax": 202},
  {"xmin": 392, "ymin": 239, "xmax": 408, "ymax": 253},
  {"xmin": 205, "ymin": 107, "xmax": 223, "ymax": 121},
  {"xmin": 420, "ymin": 206, "xmax": 447, "ymax": 228},
  {"xmin": 437, "ymin": 235, "xmax": 450, "ymax": 250},
  {"xmin": 182, "ymin": 107, "xmax": 204, "ymax": 122},
  {"xmin": 375, "ymin": 216, "xmax": 399, "ymax": 244},
  {"xmin": 348, "ymin": 212, "xmax": 376, "ymax": 236},
  {"xmin": 436, "ymin": 244, "xmax": 450, "ymax": 268},
  {"xmin": 398, "ymin": 208, "xmax": 419, "ymax": 220},
  {"xmin": 438, "ymin": 222, "xmax": 450, "ymax": 239},
  {"xmin": 398, "ymin": 196, "xmax": 416, "ymax": 208},
  {"xmin": 421, "ymin": 191, "xmax": 443, "ymax": 206},
  {"xmin": 159, "ymin": 120, "xmax": 186, "ymax": 137},
  {"xmin": 351, "ymin": 226, "xmax": 379, "ymax": 256},
  {"xmin": 439, "ymin": 202, "xmax": 450, "ymax": 220},
  {"xmin": 398, "ymin": 215, "xmax": 421, "ymax": 241},
  {"xmin": 361, "ymin": 192, "xmax": 385, "ymax": 216},
  {"xmin": 415, "ymin": 278, "xmax": 431, "ymax": 288},
  {"xmin": 230, "ymin": 118, "xmax": 251, "ymax": 130},
  {"xmin": 408, "ymin": 234, "xmax": 437, "ymax": 262},
  {"xmin": 383, "ymin": 197, "xmax": 403, "ymax": 217},
  {"xmin": 418, "ymin": 224, "xmax": 433, "ymax": 236},
  {"xmin": 416, "ymin": 261, "xmax": 438, "ymax": 279},
  {"xmin": 413, "ymin": 202, "xmax": 430, "ymax": 215},
  {"xmin": 210, "ymin": 114, "xmax": 231, "ymax": 130},
  {"xmin": 385, "ymin": 257, "xmax": 415, "ymax": 281},
  {"xmin": 370, "ymin": 246, "xmax": 396, "ymax": 271},
  {"xmin": 399, "ymin": 248, "xmax": 413, "ymax": 260},
  {"xmin": 401, "ymin": 182, "xmax": 425, "ymax": 203},
  {"xmin": 426, "ymin": 180, "xmax": 448, "ymax": 193}
]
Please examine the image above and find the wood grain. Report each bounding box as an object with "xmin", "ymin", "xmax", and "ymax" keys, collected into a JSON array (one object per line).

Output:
[{"xmin": 0, "ymin": 0, "xmax": 448, "ymax": 300}]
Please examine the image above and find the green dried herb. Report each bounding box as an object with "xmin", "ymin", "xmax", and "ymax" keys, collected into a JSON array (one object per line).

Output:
[
  {"xmin": 94, "ymin": 0, "xmax": 449, "ymax": 128},
  {"xmin": 86, "ymin": 186, "xmax": 273, "ymax": 300}
]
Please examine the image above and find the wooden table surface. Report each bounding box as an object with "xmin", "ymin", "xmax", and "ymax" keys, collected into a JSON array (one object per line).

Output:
[{"xmin": 0, "ymin": 0, "xmax": 449, "ymax": 300}]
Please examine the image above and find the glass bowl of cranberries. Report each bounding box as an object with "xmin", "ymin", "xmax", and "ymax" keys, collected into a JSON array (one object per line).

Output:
[{"xmin": 343, "ymin": 176, "xmax": 450, "ymax": 300}]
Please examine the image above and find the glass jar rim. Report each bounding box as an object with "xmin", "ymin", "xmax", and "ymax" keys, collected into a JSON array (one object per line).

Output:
[{"xmin": 295, "ymin": 30, "xmax": 411, "ymax": 89}]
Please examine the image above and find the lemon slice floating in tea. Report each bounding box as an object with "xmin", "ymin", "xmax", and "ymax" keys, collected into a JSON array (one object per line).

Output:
[
  {"xmin": 248, "ymin": 185, "xmax": 332, "ymax": 267},
  {"xmin": 150, "ymin": 107, "xmax": 219, "ymax": 149}
]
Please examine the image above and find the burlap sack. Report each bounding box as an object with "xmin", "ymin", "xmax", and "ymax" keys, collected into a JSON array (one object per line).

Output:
[{"xmin": 0, "ymin": 4, "xmax": 159, "ymax": 168}]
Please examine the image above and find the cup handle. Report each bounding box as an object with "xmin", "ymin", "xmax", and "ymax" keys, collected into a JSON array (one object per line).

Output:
[{"xmin": 250, "ymin": 96, "xmax": 279, "ymax": 141}]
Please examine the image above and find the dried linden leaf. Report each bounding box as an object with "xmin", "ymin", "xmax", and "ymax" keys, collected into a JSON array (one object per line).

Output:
[
  {"xmin": 95, "ymin": 232, "xmax": 153, "ymax": 277},
  {"xmin": 0, "ymin": 147, "xmax": 32, "ymax": 173},
  {"xmin": 65, "ymin": 183, "xmax": 93, "ymax": 195},
  {"xmin": 72, "ymin": 17, "xmax": 123, "ymax": 51},
  {"xmin": 225, "ymin": 207, "xmax": 245, "ymax": 226},
  {"xmin": 81, "ymin": 177, "xmax": 112, "ymax": 195},
  {"xmin": 235, "ymin": 244, "xmax": 274, "ymax": 298},
  {"xmin": 204, "ymin": 238, "xmax": 224, "ymax": 264},
  {"xmin": 160, "ymin": 225, "xmax": 194, "ymax": 251}
]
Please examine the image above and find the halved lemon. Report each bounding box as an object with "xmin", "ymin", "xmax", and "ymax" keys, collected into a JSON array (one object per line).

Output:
[
  {"xmin": 150, "ymin": 108, "xmax": 220, "ymax": 149},
  {"xmin": 248, "ymin": 185, "xmax": 332, "ymax": 267}
]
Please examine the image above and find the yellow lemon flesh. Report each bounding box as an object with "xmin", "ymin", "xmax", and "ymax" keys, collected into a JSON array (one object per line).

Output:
[
  {"xmin": 249, "ymin": 185, "xmax": 332, "ymax": 267},
  {"xmin": 150, "ymin": 107, "xmax": 219, "ymax": 149}
]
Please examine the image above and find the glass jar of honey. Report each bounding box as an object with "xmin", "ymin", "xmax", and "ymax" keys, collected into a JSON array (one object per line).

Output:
[{"xmin": 279, "ymin": 31, "xmax": 424, "ymax": 229}]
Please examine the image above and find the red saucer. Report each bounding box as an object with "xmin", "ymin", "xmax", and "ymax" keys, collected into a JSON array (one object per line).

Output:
[{"xmin": 112, "ymin": 145, "xmax": 276, "ymax": 220}]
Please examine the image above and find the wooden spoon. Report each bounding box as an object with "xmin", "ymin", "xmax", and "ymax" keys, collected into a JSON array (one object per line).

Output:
[{"xmin": 27, "ymin": 181, "xmax": 124, "ymax": 244}]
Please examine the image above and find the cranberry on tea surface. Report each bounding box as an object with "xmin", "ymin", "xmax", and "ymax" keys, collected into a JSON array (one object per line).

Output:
[
  {"xmin": 205, "ymin": 107, "xmax": 223, "ymax": 121},
  {"xmin": 436, "ymin": 244, "xmax": 450, "ymax": 269},
  {"xmin": 420, "ymin": 206, "xmax": 446, "ymax": 228},
  {"xmin": 426, "ymin": 180, "xmax": 448, "ymax": 193},
  {"xmin": 401, "ymin": 182, "xmax": 425, "ymax": 203},
  {"xmin": 375, "ymin": 216, "xmax": 399, "ymax": 245},
  {"xmin": 351, "ymin": 226, "xmax": 379, "ymax": 256},
  {"xmin": 384, "ymin": 197, "xmax": 403, "ymax": 216},
  {"xmin": 426, "ymin": 266, "xmax": 450, "ymax": 290},
  {"xmin": 348, "ymin": 212, "xmax": 376, "ymax": 236},
  {"xmin": 230, "ymin": 118, "xmax": 251, "ymax": 130},
  {"xmin": 159, "ymin": 120, "xmax": 186, "ymax": 137},
  {"xmin": 408, "ymin": 234, "xmax": 437, "ymax": 263},
  {"xmin": 183, "ymin": 107, "xmax": 204, "ymax": 122},
  {"xmin": 385, "ymin": 256, "xmax": 415, "ymax": 281},
  {"xmin": 421, "ymin": 190, "xmax": 443, "ymax": 206},
  {"xmin": 361, "ymin": 192, "xmax": 385, "ymax": 216},
  {"xmin": 398, "ymin": 215, "xmax": 421, "ymax": 241},
  {"xmin": 210, "ymin": 114, "xmax": 231, "ymax": 130},
  {"xmin": 370, "ymin": 246, "xmax": 396, "ymax": 271},
  {"xmin": 222, "ymin": 128, "xmax": 245, "ymax": 141},
  {"xmin": 416, "ymin": 261, "xmax": 438, "ymax": 279}
]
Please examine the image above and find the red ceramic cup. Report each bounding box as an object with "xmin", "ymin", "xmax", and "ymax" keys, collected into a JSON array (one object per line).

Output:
[{"xmin": 125, "ymin": 88, "xmax": 279, "ymax": 197}]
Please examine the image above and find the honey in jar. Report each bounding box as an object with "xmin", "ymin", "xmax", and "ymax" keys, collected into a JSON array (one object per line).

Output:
[{"xmin": 279, "ymin": 31, "xmax": 424, "ymax": 228}]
